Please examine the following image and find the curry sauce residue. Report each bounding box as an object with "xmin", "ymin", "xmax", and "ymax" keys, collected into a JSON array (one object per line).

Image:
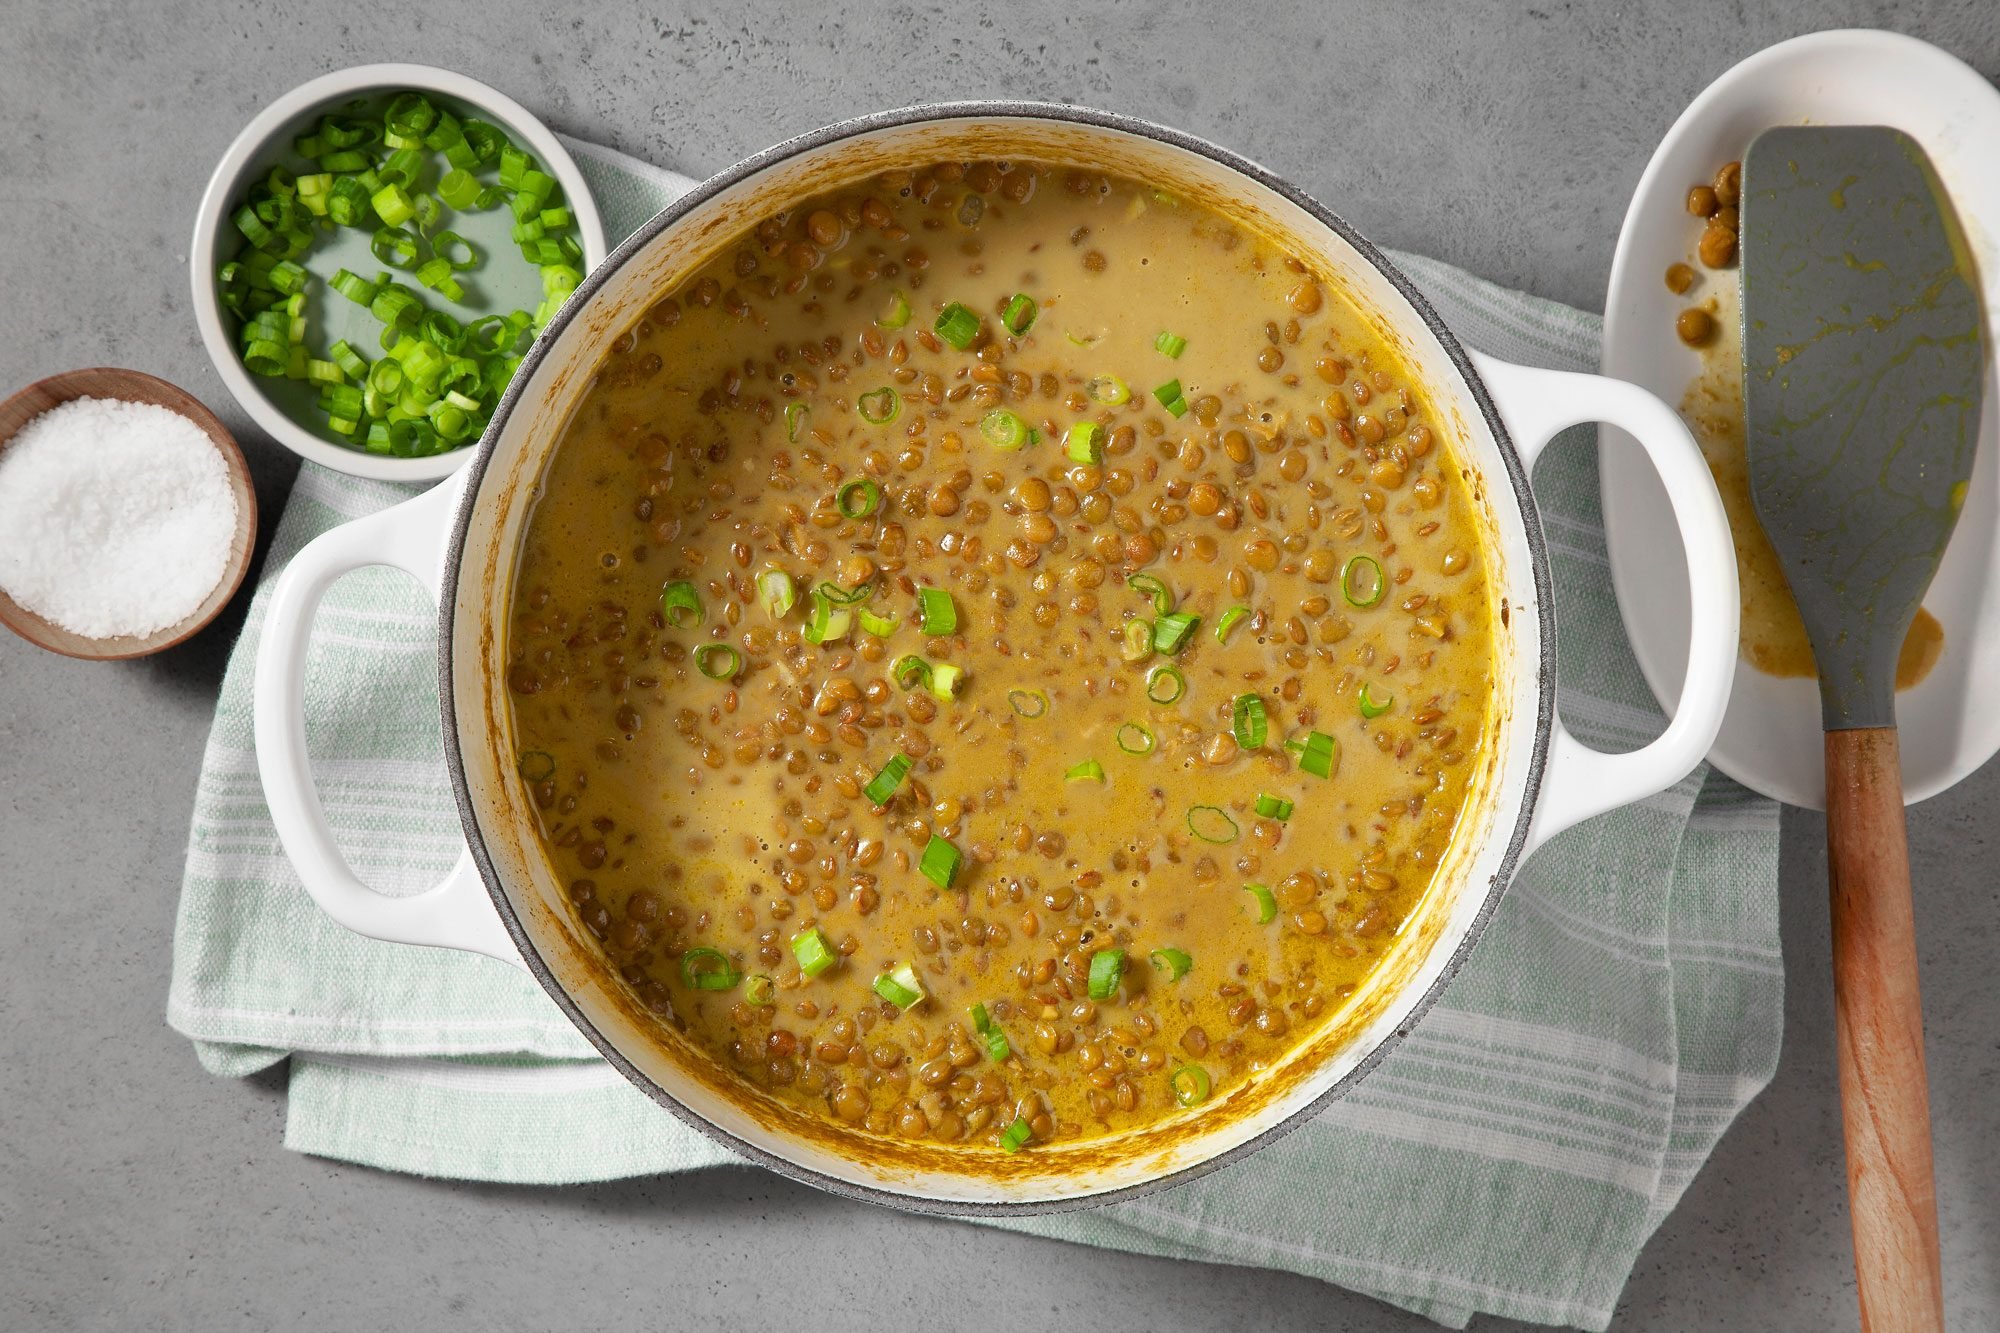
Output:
[{"xmin": 1680, "ymin": 355, "xmax": 1943, "ymax": 690}]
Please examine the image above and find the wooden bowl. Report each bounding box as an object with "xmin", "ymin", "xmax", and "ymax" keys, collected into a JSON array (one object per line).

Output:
[{"xmin": 0, "ymin": 368, "xmax": 258, "ymax": 660}]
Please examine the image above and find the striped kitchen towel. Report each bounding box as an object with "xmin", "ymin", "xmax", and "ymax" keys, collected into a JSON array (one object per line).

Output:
[{"xmin": 168, "ymin": 135, "xmax": 1782, "ymax": 1330}]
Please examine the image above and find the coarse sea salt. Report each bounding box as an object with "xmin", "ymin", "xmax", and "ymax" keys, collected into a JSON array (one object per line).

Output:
[{"xmin": 0, "ymin": 397, "xmax": 238, "ymax": 640}]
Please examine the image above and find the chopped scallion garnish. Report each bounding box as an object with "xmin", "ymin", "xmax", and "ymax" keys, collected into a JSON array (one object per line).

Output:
[
  {"xmin": 1087, "ymin": 948, "xmax": 1127, "ymax": 1000},
  {"xmin": 1146, "ymin": 665, "xmax": 1186, "ymax": 705},
  {"xmin": 1116, "ymin": 722, "xmax": 1156, "ymax": 756},
  {"xmin": 516, "ymin": 750, "xmax": 555, "ymax": 783},
  {"xmin": 1008, "ymin": 688, "xmax": 1049, "ymax": 718},
  {"xmin": 970, "ymin": 1002, "xmax": 1012, "ymax": 1061},
  {"xmin": 1232, "ymin": 692, "xmax": 1268, "ymax": 749},
  {"xmin": 1122, "ymin": 619, "xmax": 1154, "ymax": 662},
  {"xmin": 1341, "ymin": 554, "xmax": 1386, "ymax": 608},
  {"xmin": 873, "ymin": 963, "xmax": 927, "ymax": 1010},
  {"xmin": 1154, "ymin": 331, "xmax": 1188, "ymax": 359},
  {"xmin": 680, "ymin": 947, "xmax": 741, "ymax": 991},
  {"xmin": 892, "ymin": 654, "xmax": 962, "ymax": 702},
  {"xmin": 1000, "ymin": 1116, "xmax": 1033, "ymax": 1153},
  {"xmin": 1153, "ymin": 378, "xmax": 1189, "ymax": 418},
  {"xmin": 934, "ymin": 301, "xmax": 981, "ymax": 350},
  {"xmin": 1088, "ymin": 374, "xmax": 1131, "ymax": 406},
  {"xmin": 1287, "ymin": 730, "xmax": 1338, "ymax": 779},
  {"xmin": 1065, "ymin": 421, "xmax": 1103, "ymax": 465},
  {"xmin": 785, "ymin": 401, "xmax": 809, "ymax": 442},
  {"xmin": 802, "ymin": 591, "xmax": 852, "ymax": 645},
  {"xmin": 1243, "ymin": 883, "xmax": 1279, "ymax": 924},
  {"xmin": 1153, "ymin": 611, "xmax": 1201, "ymax": 654},
  {"xmin": 876, "ymin": 289, "xmax": 912, "ymax": 329},
  {"xmin": 919, "ymin": 835, "xmax": 963, "ymax": 889},
  {"xmin": 835, "ymin": 477, "xmax": 882, "ymax": 519},
  {"xmin": 857, "ymin": 386, "xmax": 901, "ymax": 425},
  {"xmin": 1127, "ymin": 573, "xmax": 1172, "ymax": 613},
  {"xmin": 1002, "ymin": 293, "xmax": 1038, "ymax": 335},
  {"xmin": 864, "ymin": 754, "xmax": 913, "ymax": 806},
  {"xmin": 1149, "ymin": 947, "xmax": 1192, "ymax": 981},
  {"xmin": 791, "ymin": 928, "xmax": 837, "ymax": 978},
  {"xmin": 693, "ymin": 642, "xmax": 741, "ymax": 680},
  {"xmin": 1065, "ymin": 759, "xmax": 1106, "ymax": 782},
  {"xmin": 856, "ymin": 605, "xmax": 898, "ymax": 637},
  {"xmin": 744, "ymin": 974, "xmax": 776, "ymax": 1006},
  {"xmin": 1171, "ymin": 1064, "xmax": 1212, "ymax": 1107},
  {"xmin": 1187, "ymin": 805, "xmax": 1239, "ymax": 845},
  {"xmin": 918, "ymin": 586, "xmax": 958, "ymax": 636},
  {"xmin": 660, "ymin": 580, "xmax": 703, "ymax": 629},
  {"xmin": 980, "ymin": 408, "xmax": 1029, "ymax": 450},
  {"xmin": 1214, "ymin": 605, "xmax": 1249, "ymax": 643},
  {"xmin": 1359, "ymin": 682, "xmax": 1394, "ymax": 718},
  {"xmin": 1254, "ymin": 792, "xmax": 1294, "ymax": 821}
]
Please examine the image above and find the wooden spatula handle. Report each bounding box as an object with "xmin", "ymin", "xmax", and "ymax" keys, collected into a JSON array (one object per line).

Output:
[{"xmin": 1824, "ymin": 727, "xmax": 1943, "ymax": 1332}]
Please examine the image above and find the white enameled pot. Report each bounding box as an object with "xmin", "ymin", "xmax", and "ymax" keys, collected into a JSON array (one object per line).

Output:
[{"xmin": 252, "ymin": 104, "xmax": 1737, "ymax": 1214}]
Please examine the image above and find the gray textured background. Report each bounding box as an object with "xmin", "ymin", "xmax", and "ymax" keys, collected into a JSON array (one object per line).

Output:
[{"xmin": 4, "ymin": 3, "xmax": 1998, "ymax": 1329}]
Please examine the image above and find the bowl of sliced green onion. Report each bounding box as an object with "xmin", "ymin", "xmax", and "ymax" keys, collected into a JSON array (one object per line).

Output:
[{"xmin": 192, "ymin": 64, "xmax": 607, "ymax": 480}]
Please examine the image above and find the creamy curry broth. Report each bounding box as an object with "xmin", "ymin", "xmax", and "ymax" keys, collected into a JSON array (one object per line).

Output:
[{"xmin": 505, "ymin": 160, "xmax": 1496, "ymax": 1152}]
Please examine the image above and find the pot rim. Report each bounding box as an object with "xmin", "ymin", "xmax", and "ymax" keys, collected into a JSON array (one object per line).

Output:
[{"xmin": 437, "ymin": 99, "xmax": 1558, "ymax": 1216}]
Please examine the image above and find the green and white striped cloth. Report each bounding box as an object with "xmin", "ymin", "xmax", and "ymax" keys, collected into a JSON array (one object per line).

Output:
[{"xmin": 168, "ymin": 139, "xmax": 1782, "ymax": 1330}]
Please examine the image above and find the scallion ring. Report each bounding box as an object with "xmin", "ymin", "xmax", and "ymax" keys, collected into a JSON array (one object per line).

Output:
[
  {"xmin": 856, "ymin": 606, "xmax": 898, "ymax": 638},
  {"xmin": 919, "ymin": 835, "xmax": 963, "ymax": 889},
  {"xmin": 1171, "ymin": 1064, "xmax": 1212, "ymax": 1107},
  {"xmin": 1341, "ymin": 554, "xmax": 1386, "ymax": 608},
  {"xmin": 1154, "ymin": 331, "xmax": 1188, "ymax": 359},
  {"xmin": 1146, "ymin": 665, "xmax": 1186, "ymax": 705},
  {"xmin": 872, "ymin": 963, "xmax": 927, "ymax": 1011},
  {"xmin": 1286, "ymin": 730, "xmax": 1338, "ymax": 779},
  {"xmin": 857, "ymin": 386, "xmax": 901, "ymax": 425},
  {"xmin": 1149, "ymin": 947, "xmax": 1192, "ymax": 981},
  {"xmin": 1126, "ymin": 573, "xmax": 1173, "ymax": 614},
  {"xmin": 875, "ymin": 289, "xmax": 912, "ymax": 329},
  {"xmin": 1116, "ymin": 722, "xmax": 1156, "ymax": 756},
  {"xmin": 1153, "ymin": 611, "xmax": 1201, "ymax": 654},
  {"xmin": 1214, "ymin": 605, "xmax": 1249, "ymax": 644},
  {"xmin": 1065, "ymin": 759, "xmax": 1106, "ymax": 783},
  {"xmin": 918, "ymin": 586, "xmax": 957, "ymax": 636},
  {"xmin": 864, "ymin": 754, "xmax": 913, "ymax": 806},
  {"xmin": 1001, "ymin": 292, "xmax": 1038, "ymax": 335},
  {"xmin": 1088, "ymin": 374, "xmax": 1131, "ymax": 405},
  {"xmin": 1153, "ymin": 378, "xmax": 1189, "ymax": 418},
  {"xmin": 1000, "ymin": 1116, "xmax": 1033, "ymax": 1153},
  {"xmin": 791, "ymin": 927, "xmax": 836, "ymax": 978},
  {"xmin": 679, "ymin": 947, "xmax": 741, "ymax": 992},
  {"xmin": 756, "ymin": 570, "xmax": 796, "ymax": 618},
  {"xmin": 660, "ymin": 580, "xmax": 703, "ymax": 629},
  {"xmin": 693, "ymin": 643, "xmax": 741, "ymax": 680},
  {"xmin": 1232, "ymin": 692, "xmax": 1268, "ymax": 749},
  {"xmin": 516, "ymin": 750, "xmax": 555, "ymax": 783},
  {"xmin": 744, "ymin": 974, "xmax": 776, "ymax": 1006},
  {"xmin": 835, "ymin": 477, "xmax": 882, "ymax": 519},
  {"xmin": 1087, "ymin": 948, "xmax": 1127, "ymax": 1001},
  {"xmin": 784, "ymin": 402, "xmax": 809, "ymax": 442},
  {"xmin": 980, "ymin": 408, "xmax": 1029, "ymax": 450},
  {"xmin": 1359, "ymin": 682, "xmax": 1394, "ymax": 718},
  {"xmin": 934, "ymin": 301, "xmax": 981, "ymax": 350},
  {"xmin": 1064, "ymin": 421, "xmax": 1103, "ymax": 465},
  {"xmin": 1254, "ymin": 792, "xmax": 1294, "ymax": 821},
  {"xmin": 1187, "ymin": 805, "xmax": 1240, "ymax": 845},
  {"xmin": 1121, "ymin": 619, "xmax": 1154, "ymax": 663},
  {"xmin": 1243, "ymin": 883, "xmax": 1279, "ymax": 924},
  {"xmin": 1008, "ymin": 688, "xmax": 1049, "ymax": 719}
]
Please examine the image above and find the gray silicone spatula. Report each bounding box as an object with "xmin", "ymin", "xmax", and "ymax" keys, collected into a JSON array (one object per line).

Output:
[{"xmin": 1741, "ymin": 125, "xmax": 1985, "ymax": 1333}]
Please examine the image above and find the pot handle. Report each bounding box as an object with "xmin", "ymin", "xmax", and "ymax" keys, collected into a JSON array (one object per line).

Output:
[
  {"xmin": 252, "ymin": 473, "xmax": 521, "ymax": 967},
  {"xmin": 1471, "ymin": 352, "xmax": 1738, "ymax": 852}
]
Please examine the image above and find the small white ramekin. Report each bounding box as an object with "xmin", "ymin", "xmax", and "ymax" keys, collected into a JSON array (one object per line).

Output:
[{"xmin": 190, "ymin": 64, "xmax": 608, "ymax": 482}]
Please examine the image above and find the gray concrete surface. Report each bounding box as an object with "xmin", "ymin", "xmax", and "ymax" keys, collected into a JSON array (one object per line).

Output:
[{"xmin": 3, "ymin": 2, "xmax": 1997, "ymax": 1329}]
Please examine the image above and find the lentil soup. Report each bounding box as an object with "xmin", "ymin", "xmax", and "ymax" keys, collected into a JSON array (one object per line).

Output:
[{"xmin": 504, "ymin": 159, "xmax": 1497, "ymax": 1155}]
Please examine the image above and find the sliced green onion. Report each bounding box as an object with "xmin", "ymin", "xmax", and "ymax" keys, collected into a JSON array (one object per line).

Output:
[
  {"xmin": 919, "ymin": 835, "xmax": 963, "ymax": 890},
  {"xmin": 1088, "ymin": 374, "xmax": 1131, "ymax": 405},
  {"xmin": 857, "ymin": 386, "xmax": 901, "ymax": 425},
  {"xmin": 330, "ymin": 268, "xmax": 378, "ymax": 306},
  {"xmin": 891, "ymin": 654, "xmax": 932, "ymax": 691},
  {"xmin": 1153, "ymin": 378, "xmax": 1189, "ymax": 417},
  {"xmin": 980, "ymin": 408, "xmax": 1029, "ymax": 450},
  {"xmin": 371, "ymin": 226, "xmax": 420, "ymax": 269},
  {"xmin": 784, "ymin": 401, "xmax": 809, "ymax": 442},
  {"xmin": 1121, "ymin": 620, "xmax": 1154, "ymax": 663},
  {"xmin": 756, "ymin": 570, "xmax": 796, "ymax": 618},
  {"xmin": 873, "ymin": 963, "xmax": 927, "ymax": 1011},
  {"xmin": 1008, "ymin": 688, "xmax": 1049, "ymax": 719},
  {"xmin": 660, "ymin": 580, "xmax": 703, "ymax": 629},
  {"xmin": 1341, "ymin": 554, "xmax": 1386, "ymax": 608},
  {"xmin": 864, "ymin": 754, "xmax": 913, "ymax": 806},
  {"xmin": 1087, "ymin": 948, "xmax": 1127, "ymax": 1000},
  {"xmin": 1149, "ymin": 947, "xmax": 1192, "ymax": 981},
  {"xmin": 1287, "ymin": 730, "xmax": 1338, "ymax": 779},
  {"xmin": 857, "ymin": 606, "xmax": 899, "ymax": 637},
  {"xmin": 918, "ymin": 586, "xmax": 957, "ymax": 636},
  {"xmin": 1146, "ymin": 665, "xmax": 1185, "ymax": 705},
  {"xmin": 803, "ymin": 593, "xmax": 852, "ymax": 645},
  {"xmin": 1171, "ymin": 1064, "xmax": 1212, "ymax": 1107},
  {"xmin": 1116, "ymin": 722, "xmax": 1156, "ymax": 756},
  {"xmin": 1002, "ymin": 293, "xmax": 1038, "ymax": 335},
  {"xmin": 934, "ymin": 301, "xmax": 981, "ymax": 350},
  {"xmin": 680, "ymin": 947, "xmax": 741, "ymax": 991},
  {"xmin": 1232, "ymin": 693, "xmax": 1268, "ymax": 749},
  {"xmin": 432, "ymin": 230, "xmax": 478, "ymax": 271},
  {"xmin": 876, "ymin": 289, "xmax": 911, "ymax": 329},
  {"xmin": 1126, "ymin": 573, "xmax": 1173, "ymax": 614},
  {"xmin": 1187, "ymin": 805, "xmax": 1239, "ymax": 844},
  {"xmin": 1254, "ymin": 792, "xmax": 1294, "ymax": 821},
  {"xmin": 1214, "ymin": 605, "xmax": 1250, "ymax": 644},
  {"xmin": 744, "ymin": 974, "xmax": 776, "ymax": 1006},
  {"xmin": 371, "ymin": 183, "xmax": 417, "ymax": 228},
  {"xmin": 1065, "ymin": 759, "xmax": 1105, "ymax": 782},
  {"xmin": 791, "ymin": 928, "xmax": 837, "ymax": 978},
  {"xmin": 1153, "ymin": 611, "xmax": 1201, "ymax": 654},
  {"xmin": 836, "ymin": 477, "xmax": 882, "ymax": 519},
  {"xmin": 816, "ymin": 581, "xmax": 875, "ymax": 606},
  {"xmin": 1244, "ymin": 883, "xmax": 1279, "ymax": 924},
  {"xmin": 983, "ymin": 1025, "xmax": 1012, "ymax": 1062},
  {"xmin": 1155, "ymin": 331, "xmax": 1188, "ymax": 358},
  {"xmin": 516, "ymin": 749, "xmax": 555, "ymax": 783},
  {"xmin": 1000, "ymin": 1116, "xmax": 1033, "ymax": 1153},
  {"xmin": 1359, "ymin": 682, "xmax": 1394, "ymax": 718},
  {"xmin": 1065, "ymin": 421, "xmax": 1103, "ymax": 465},
  {"xmin": 928, "ymin": 663, "xmax": 963, "ymax": 701},
  {"xmin": 693, "ymin": 643, "xmax": 741, "ymax": 680}
]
